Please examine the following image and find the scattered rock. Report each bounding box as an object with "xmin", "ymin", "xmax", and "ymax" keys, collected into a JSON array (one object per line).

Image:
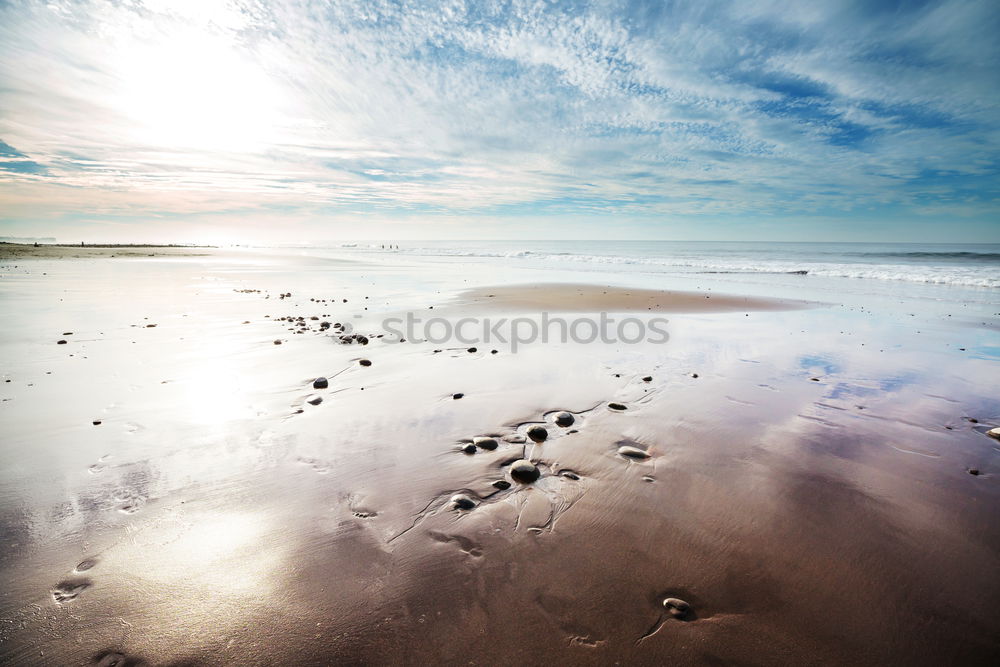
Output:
[
  {"xmin": 504, "ymin": 434, "xmax": 526, "ymax": 444},
  {"xmin": 57, "ymin": 340, "xmax": 67, "ymax": 345},
  {"xmin": 453, "ymin": 393, "xmax": 464, "ymax": 400},
  {"xmin": 307, "ymin": 395, "xmax": 323, "ymax": 406},
  {"xmin": 690, "ymin": 373, "xmax": 699, "ymax": 378},
  {"xmin": 359, "ymin": 359, "xmax": 372, "ymax": 367},
  {"xmin": 467, "ymin": 347, "xmax": 477, "ymax": 353},
  {"xmin": 527, "ymin": 425, "xmax": 548, "ymax": 442},
  {"xmin": 969, "ymin": 468, "xmax": 980, "ymax": 476},
  {"xmin": 473, "ymin": 436, "xmax": 499, "ymax": 450},
  {"xmin": 561, "ymin": 471, "xmax": 580, "ymax": 480},
  {"xmin": 273, "ymin": 340, "xmax": 282, "ymax": 345},
  {"xmin": 553, "ymin": 411, "xmax": 575, "ymax": 427},
  {"xmin": 492, "ymin": 480, "xmax": 511, "ymax": 490},
  {"xmin": 92, "ymin": 420, "xmax": 101, "ymax": 426},
  {"xmin": 313, "ymin": 377, "xmax": 329, "ymax": 389},
  {"xmin": 75, "ymin": 558, "xmax": 97, "ymax": 572},
  {"xmin": 618, "ymin": 445, "xmax": 650, "ymax": 459},
  {"xmin": 461, "ymin": 443, "xmax": 477, "ymax": 454},
  {"xmin": 608, "ymin": 402, "xmax": 627, "ymax": 411},
  {"xmin": 510, "ymin": 459, "xmax": 540, "ymax": 483},
  {"xmin": 663, "ymin": 597, "xmax": 690, "ymax": 618},
  {"xmin": 642, "ymin": 376, "xmax": 652, "ymax": 382},
  {"xmin": 987, "ymin": 427, "xmax": 1000, "ymax": 440},
  {"xmin": 450, "ymin": 494, "xmax": 476, "ymax": 510}
]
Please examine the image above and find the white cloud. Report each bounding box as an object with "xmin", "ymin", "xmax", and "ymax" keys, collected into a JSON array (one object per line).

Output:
[{"xmin": 0, "ymin": 0, "xmax": 997, "ymax": 238}]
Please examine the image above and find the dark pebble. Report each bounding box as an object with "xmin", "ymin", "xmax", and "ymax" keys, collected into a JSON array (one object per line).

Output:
[
  {"xmin": 492, "ymin": 480, "xmax": 511, "ymax": 490},
  {"xmin": 450, "ymin": 494, "xmax": 476, "ymax": 510},
  {"xmin": 453, "ymin": 393, "xmax": 464, "ymax": 400},
  {"xmin": 969, "ymin": 468, "xmax": 980, "ymax": 476},
  {"xmin": 663, "ymin": 597, "xmax": 690, "ymax": 618},
  {"xmin": 553, "ymin": 411, "xmax": 574, "ymax": 427},
  {"xmin": 57, "ymin": 340, "xmax": 67, "ymax": 345},
  {"xmin": 642, "ymin": 376, "xmax": 652, "ymax": 382},
  {"xmin": 461, "ymin": 443, "xmax": 477, "ymax": 454},
  {"xmin": 359, "ymin": 359, "xmax": 372, "ymax": 366},
  {"xmin": 313, "ymin": 377, "xmax": 329, "ymax": 389},
  {"xmin": 510, "ymin": 459, "xmax": 540, "ymax": 483},
  {"xmin": 467, "ymin": 347, "xmax": 477, "ymax": 353},
  {"xmin": 527, "ymin": 425, "xmax": 548, "ymax": 442},
  {"xmin": 473, "ymin": 437, "xmax": 498, "ymax": 450},
  {"xmin": 608, "ymin": 402, "xmax": 627, "ymax": 411},
  {"xmin": 92, "ymin": 420, "xmax": 101, "ymax": 426}
]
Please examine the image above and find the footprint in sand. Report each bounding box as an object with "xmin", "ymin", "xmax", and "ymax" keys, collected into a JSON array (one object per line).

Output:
[
  {"xmin": 296, "ymin": 456, "xmax": 330, "ymax": 474},
  {"xmin": 429, "ymin": 530, "xmax": 483, "ymax": 557},
  {"xmin": 52, "ymin": 578, "xmax": 91, "ymax": 603}
]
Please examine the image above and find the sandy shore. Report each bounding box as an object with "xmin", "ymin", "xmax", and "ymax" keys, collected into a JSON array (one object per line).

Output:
[
  {"xmin": 457, "ymin": 282, "xmax": 814, "ymax": 312},
  {"xmin": 0, "ymin": 242, "xmax": 214, "ymax": 260},
  {"xmin": 1, "ymin": 248, "xmax": 998, "ymax": 665}
]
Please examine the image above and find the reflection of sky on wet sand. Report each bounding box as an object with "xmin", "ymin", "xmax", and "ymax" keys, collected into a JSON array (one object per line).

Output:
[{"xmin": 1, "ymin": 251, "xmax": 998, "ymax": 664}]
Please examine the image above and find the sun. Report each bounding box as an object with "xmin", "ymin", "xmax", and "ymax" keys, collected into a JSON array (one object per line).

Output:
[{"xmin": 110, "ymin": 20, "xmax": 281, "ymax": 153}]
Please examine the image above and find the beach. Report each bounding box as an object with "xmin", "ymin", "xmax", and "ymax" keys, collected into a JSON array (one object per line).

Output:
[{"xmin": 1, "ymin": 242, "xmax": 999, "ymax": 666}]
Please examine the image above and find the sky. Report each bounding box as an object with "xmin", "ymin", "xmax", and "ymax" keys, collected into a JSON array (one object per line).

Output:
[{"xmin": 0, "ymin": 0, "xmax": 998, "ymax": 244}]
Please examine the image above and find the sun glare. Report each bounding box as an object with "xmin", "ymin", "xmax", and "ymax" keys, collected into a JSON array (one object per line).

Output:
[{"xmin": 112, "ymin": 27, "xmax": 280, "ymax": 153}]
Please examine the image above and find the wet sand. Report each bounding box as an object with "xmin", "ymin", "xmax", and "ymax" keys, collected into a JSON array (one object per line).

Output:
[
  {"xmin": 1, "ymin": 248, "xmax": 999, "ymax": 665},
  {"xmin": 457, "ymin": 282, "xmax": 814, "ymax": 312}
]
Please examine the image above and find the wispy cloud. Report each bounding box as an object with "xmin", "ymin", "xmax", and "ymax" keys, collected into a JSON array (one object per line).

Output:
[{"xmin": 0, "ymin": 0, "xmax": 997, "ymax": 239}]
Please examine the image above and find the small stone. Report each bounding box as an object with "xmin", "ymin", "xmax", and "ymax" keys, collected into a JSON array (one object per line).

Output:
[
  {"xmin": 453, "ymin": 393, "xmax": 464, "ymax": 400},
  {"xmin": 510, "ymin": 459, "xmax": 540, "ymax": 483},
  {"xmin": 663, "ymin": 597, "xmax": 690, "ymax": 618},
  {"xmin": 618, "ymin": 445, "xmax": 650, "ymax": 459},
  {"xmin": 57, "ymin": 340, "xmax": 67, "ymax": 345},
  {"xmin": 492, "ymin": 480, "xmax": 511, "ymax": 490},
  {"xmin": 642, "ymin": 376, "xmax": 652, "ymax": 382},
  {"xmin": 359, "ymin": 359, "xmax": 372, "ymax": 366},
  {"xmin": 553, "ymin": 411, "xmax": 575, "ymax": 427},
  {"xmin": 461, "ymin": 443, "xmax": 477, "ymax": 454},
  {"xmin": 491, "ymin": 349, "xmax": 498, "ymax": 354},
  {"xmin": 313, "ymin": 377, "xmax": 329, "ymax": 389},
  {"xmin": 608, "ymin": 402, "xmax": 627, "ymax": 411},
  {"xmin": 473, "ymin": 437, "xmax": 499, "ymax": 450},
  {"xmin": 527, "ymin": 425, "xmax": 548, "ymax": 442},
  {"xmin": 690, "ymin": 373, "xmax": 699, "ymax": 378},
  {"xmin": 92, "ymin": 420, "xmax": 101, "ymax": 426},
  {"xmin": 987, "ymin": 427, "xmax": 1000, "ymax": 439},
  {"xmin": 273, "ymin": 340, "xmax": 282, "ymax": 345},
  {"xmin": 968, "ymin": 468, "xmax": 980, "ymax": 476},
  {"xmin": 561, "ymin": 471, "xmax": 580, "ymax": 480},
  {"xmin": 467, "ymin": 347, "xmax": 477, "ymax": 353},
  {"xmin": 307, "ymin": 395, "xmax": 323, "ymax": 406},
  {"xmin": 450, "ymin": 494, "xmax": 476, "ymax": 510},
  {"xmin": 504, "ymin": 434, "xmax": 526, "ymax": 444}
]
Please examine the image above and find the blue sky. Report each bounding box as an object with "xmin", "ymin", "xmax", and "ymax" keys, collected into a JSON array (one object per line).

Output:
[{"xmin": 0, "ymin": 0, "xmax": 998, "ymax": 243}]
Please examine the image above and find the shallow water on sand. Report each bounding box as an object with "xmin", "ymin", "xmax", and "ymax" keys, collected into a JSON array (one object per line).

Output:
[{"xmin": 1, "ymin": 249, "xmax": 998, "ymax": 665}]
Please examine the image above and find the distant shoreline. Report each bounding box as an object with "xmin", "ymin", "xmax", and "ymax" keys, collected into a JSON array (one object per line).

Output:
[
  {"xmin": 0, "ymin": 243, "xmax": 217, "ymax": 260},
  {"xmin": 0, "ymin": 242, "xmax": 215, "ymax": 248}
]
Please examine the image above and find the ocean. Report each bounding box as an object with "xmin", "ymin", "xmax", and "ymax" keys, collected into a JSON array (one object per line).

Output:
[{"xmin": 312, "ymin": 241, "xmax": 1000, "ymax": 289}]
